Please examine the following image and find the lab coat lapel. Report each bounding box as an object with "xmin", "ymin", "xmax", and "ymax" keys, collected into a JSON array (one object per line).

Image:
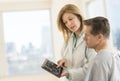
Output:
[
  {"xmin": 68, "ymin": 36, "xmax": 73, "ymax": 55},
  {"xmin": 62, "ymin": 36, "xmax": 73, "ymax": 57},
  {"xmin": 75, "ymin": 34, "xmax": 84, "ymax": 48},
  {"xmin": 68, "ymin": 37, "xmax": 73, "ymax": 67}
]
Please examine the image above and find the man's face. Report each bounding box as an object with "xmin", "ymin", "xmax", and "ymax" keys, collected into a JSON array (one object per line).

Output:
[{"xmin": 84, "ymin": 25, "xmax": 100, "ymax": 49}]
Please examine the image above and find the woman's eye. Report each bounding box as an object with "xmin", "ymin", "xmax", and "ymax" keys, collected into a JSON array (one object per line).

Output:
[{"xmin": 69, "ymin": 18, "xmax": 72, "ymax": 20}]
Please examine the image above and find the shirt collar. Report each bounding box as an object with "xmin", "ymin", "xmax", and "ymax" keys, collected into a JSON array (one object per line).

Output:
[{"xmin": 71, "ymin": 32, "xmax": 83, "ymax": 39}]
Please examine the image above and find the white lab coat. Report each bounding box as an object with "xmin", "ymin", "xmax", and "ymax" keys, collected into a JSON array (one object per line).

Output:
[{"xmin": 59, "ymin": 33, "xmax": 96, "ymax": 81}]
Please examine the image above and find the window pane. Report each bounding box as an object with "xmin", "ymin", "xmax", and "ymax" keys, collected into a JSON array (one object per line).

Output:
[
  {"xmin": 86, "ymin": 0, "xmax": 104, "ymax": 18},
  {"xmin": 2, "ymin": 10, "xmax": 53, "ymax": 75},
  {"xmin": 106, "ymin": 0, "xmax": 120, "ymax": 50}
]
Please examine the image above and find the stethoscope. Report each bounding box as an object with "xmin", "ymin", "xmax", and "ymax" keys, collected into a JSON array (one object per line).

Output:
[
  {"xmin": 85, "ymin": 46, "xmax": 88, "ymax": 62},
  {"xmin": 85, "ymin": 46, "xmax": 87, "ymax": 58}
]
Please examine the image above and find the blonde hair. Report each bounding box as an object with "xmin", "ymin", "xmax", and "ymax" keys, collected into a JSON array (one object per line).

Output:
[{"xmin": 57, "ymin": 4, "xmax": 84, "ymax": 42}]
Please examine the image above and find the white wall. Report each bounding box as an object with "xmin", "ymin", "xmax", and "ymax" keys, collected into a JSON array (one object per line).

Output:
[{"xmin": 0, "ymin": 13, "xmax": 8, "ymax": 77}]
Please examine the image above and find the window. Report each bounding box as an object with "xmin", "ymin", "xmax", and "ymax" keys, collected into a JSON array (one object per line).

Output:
[
  {"xmin": 106, "ymin": 0, "xmax": 120, "ymax": 50},
  {"xmin": 2, "ymin": 10, "xmax": 53, "ymax": 76},
  {"xmin": 86, "ymin": 0, "xmax": 105, "ymax": 18}
]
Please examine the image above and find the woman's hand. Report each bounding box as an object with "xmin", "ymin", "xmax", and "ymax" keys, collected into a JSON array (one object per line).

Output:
[
  {"xmin": 61, "ymin": 70, "xmax": 69, "ymax": 77},
  {"xmin": 57, "ymin": 58, "xmax": 67, "ymax": 68}
]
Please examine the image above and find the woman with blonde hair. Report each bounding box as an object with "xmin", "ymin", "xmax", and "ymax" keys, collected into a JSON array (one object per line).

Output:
[{"xmin": 57, "ymin": 4, "xmax": 96, "ymax": 81}]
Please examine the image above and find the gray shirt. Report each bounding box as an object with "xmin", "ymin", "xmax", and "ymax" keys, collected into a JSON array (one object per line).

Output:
[{"xmin": 84, "ymin": 50, "xmax": 120, "ymax": 81}]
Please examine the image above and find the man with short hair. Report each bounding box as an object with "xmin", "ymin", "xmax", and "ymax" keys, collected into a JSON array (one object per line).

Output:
[{"xmin": 83, "ymin": 16, "xmax": 120, "ymax": 81}]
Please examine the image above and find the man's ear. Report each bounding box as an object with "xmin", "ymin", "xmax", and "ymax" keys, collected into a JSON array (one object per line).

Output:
[{"xmin": 97, "ymin": 34, "xmax": 103, "ymax": 40}]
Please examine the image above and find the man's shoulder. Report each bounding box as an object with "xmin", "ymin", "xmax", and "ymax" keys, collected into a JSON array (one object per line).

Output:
[
  {"xmin": 97, "ymin": 50, "xmax": 113, "ymax": 59},
  {"xmin": 94, "ymin": 50, "xmax": 113, "ymax": 65}
]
